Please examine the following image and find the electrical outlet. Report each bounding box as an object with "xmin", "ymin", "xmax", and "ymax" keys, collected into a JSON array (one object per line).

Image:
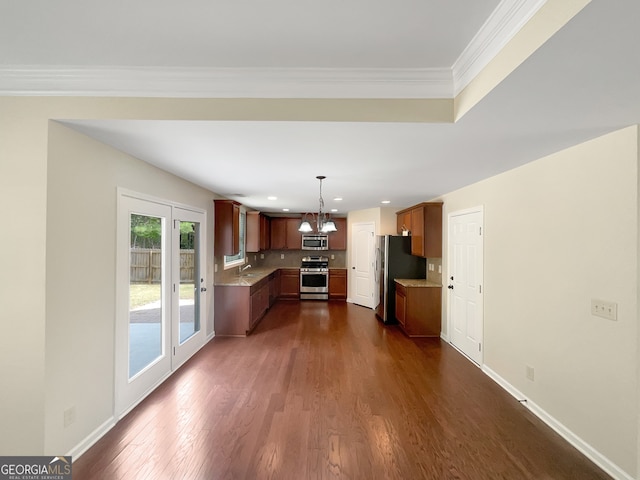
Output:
[
  {"xmin": 331, "ymin": 254, "xmax": 335, "ymax": 260},
  {"xmin": 260, "ymin": 253, "xmax": 264, "ymax": 259},
  {"xmin": 438, "ymin": 265, "xmax": 441, "ymax": 274},
  {"xmin": 63, "ymin": 406, "xmax": 76, "ymax": 428},
  {"xmin": 591, "ymin": 299, "xmax": 617, "ymax": 320},
  {"xmin": 526, "ymin": 366, "xmax": 535, "ymax": 381},
  {"xmin": 280, "ymin": 254, "xmax": 285, "ymax": 259}
]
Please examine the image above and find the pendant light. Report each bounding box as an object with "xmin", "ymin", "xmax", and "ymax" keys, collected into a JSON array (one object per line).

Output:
[{"xmin": 298, "ymin": 176, "xmax": 337, "ymax": 233}]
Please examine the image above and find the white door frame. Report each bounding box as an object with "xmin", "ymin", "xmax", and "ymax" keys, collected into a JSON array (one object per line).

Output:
[{"xmin": 446, "ymin": 205, "xmax": 484, "ymax": 366}]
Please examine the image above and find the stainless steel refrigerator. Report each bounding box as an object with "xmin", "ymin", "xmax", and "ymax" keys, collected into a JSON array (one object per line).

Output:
[{"xmin": 375, "ymin": 235, "xmax": 427, "ymax": 324}]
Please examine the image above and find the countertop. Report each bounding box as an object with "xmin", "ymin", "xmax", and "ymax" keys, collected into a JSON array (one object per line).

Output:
[
  {"xmin": 215, "ymin": 267, "xmax": 280, "ymax": 287},
  {"xmin": 394, "ymin": 278, "xmax": 442, "ymax": 288},
  {"xmin": 216, "ymin": 266, "xmax": 348, "ymax": 287}
]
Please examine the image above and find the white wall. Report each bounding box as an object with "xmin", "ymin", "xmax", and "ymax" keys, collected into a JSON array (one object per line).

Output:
[
  {"xmin": 44, "ymin": 122, "xmax": 216, "ymax": 455},
  {"xmin": 438, "ymin": 126, "xmax": 639, "ymax": 477}
]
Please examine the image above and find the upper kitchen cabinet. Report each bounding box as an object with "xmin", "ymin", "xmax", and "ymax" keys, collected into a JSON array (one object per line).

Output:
[
  {"xmin": 397, "ymin": 209, "xmax": 412, "ymax": 235},
  {"xmin": 328, "ymin": 217, "xmax": 347, "ymax": 250},
  {"xmin": 396, "ymin": 202, "xmax": 443, "ymax": 258},
  {"xmin": 214, "ymin": 199, "xmax": 240, "ymax": 256},
  {"xmin": 270, "ymin": 217, "xmax": 303, "ymax": 250},
  {"xmin": 246, "ymin": 211, "xmax": 271, "ymax": 252}
]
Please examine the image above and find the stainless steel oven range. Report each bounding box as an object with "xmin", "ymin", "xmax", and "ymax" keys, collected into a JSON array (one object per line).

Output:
[{"xmin": 300, "ymin": 255, "xmax": 329, "ymax": 300}]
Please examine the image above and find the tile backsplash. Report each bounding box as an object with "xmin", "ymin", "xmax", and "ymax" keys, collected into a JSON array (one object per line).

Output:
[{"xmin": 426, "ymin": 257, "xmax": 442, "ymax": 284}]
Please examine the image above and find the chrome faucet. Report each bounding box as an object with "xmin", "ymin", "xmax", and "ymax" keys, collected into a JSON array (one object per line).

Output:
[{"xmin": 239, "ymin": 264, "xmax": 252, "ymax": 274}]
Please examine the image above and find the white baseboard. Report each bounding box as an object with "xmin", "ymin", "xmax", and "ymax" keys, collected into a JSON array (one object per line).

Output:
[
  {"xmin": 67, "ymin": 416, "xmax": 116, "ymax": 461},
  {"xmin": 482, "ymin": 365, "xmax": 633, "ymax": 480}
]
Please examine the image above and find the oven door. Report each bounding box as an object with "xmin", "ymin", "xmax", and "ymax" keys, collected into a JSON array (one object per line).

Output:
[{"xmin": 300, "ymin": 270, "xmax": 329, "ymax": 300}]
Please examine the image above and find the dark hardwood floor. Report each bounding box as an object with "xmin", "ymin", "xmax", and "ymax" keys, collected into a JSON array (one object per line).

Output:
[{"xmin": 74, "ymin": 301, "xmax": 610, "ymax": 479}]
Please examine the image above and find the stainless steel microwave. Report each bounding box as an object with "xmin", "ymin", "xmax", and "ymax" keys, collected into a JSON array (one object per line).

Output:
[{"xmin": 301, "ymin": 234, "xmax": 329, "ymax": 250}]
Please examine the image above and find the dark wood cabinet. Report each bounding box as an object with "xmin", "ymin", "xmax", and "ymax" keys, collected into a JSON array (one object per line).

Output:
[
  {"xmin": 270, "ymin": 217, "xmax": 303, "ymax": 250},
  {"xmin": 397, "ymin": 210, "xmax": 412, "ymax": 235},
  {"xmin": 269, "ymin": 270, "xmax": 280, "ymax": 306},
  {"xmin": 215, "ymin": 276, "xmax": 270, "ymax": 336},
  {"xmin": 279, "ymin": 268, "xmax": 300, "ymax": 299},
  {"xmin": 328, "ymin": 217, "xmax": 347, "ymax": 250},
  {"xmin": 246, "ymin": 211, "xmax": 271, "ymax": 252},
  {"xmin": 250, "ymin": 280, "xmax": 269, "ymax": 329},
  {"xmin": 395, "ymin": 283, "xmax": 407, "ymax": 328},
  {"xmin": 329, "ymin": 268, "xmax": 347, "ymax": 300},
  {"xmin": 214, "ymin": 199, "xmax": 240, "ymax": 256},
  {"xmin": 394, "ymin": 281, "xmax": 441, "ymax": 337},
  {"xmin": 396, "ymin": 202, "xmax": 442, "ymax": 258}
]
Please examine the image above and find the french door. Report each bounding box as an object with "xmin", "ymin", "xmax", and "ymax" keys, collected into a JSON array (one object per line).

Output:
[{"xmin": 116, "ymin": 192, "xmax": 206, "ymax": 417}]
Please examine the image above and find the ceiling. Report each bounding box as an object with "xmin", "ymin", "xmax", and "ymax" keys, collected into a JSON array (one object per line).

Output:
[{"xmin": 2, "ymin": 0, "xmax": 639, "ymax": 215}]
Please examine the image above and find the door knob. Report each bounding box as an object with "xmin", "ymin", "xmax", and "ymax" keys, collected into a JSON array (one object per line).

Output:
[
  {"xmin": 448, "ymin": 285, "xmax": 454, "ymax": 289},
  {"xmin": 201, "ymin": 287, "xmax": 207, "ymax": 292}
]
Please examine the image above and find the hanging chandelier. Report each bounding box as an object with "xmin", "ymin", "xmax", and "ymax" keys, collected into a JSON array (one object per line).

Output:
[{"xmin": 298, "ymin": 176, "xmax": 337, "ymax": 233}]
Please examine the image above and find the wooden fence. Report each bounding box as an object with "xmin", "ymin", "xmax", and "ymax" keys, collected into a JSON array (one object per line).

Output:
[{"xmin": 130, "ymin": 248, "xmax": 195, "ymax": 283}]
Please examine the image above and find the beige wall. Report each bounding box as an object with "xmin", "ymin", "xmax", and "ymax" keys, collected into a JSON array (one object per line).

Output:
[
  {"xmin": 438, "ymin": 126, "xmax": 639, "ymax": 477},
  {"xmin": 44, "ymin": 122, "xmax": 216, "ymax": 455}
]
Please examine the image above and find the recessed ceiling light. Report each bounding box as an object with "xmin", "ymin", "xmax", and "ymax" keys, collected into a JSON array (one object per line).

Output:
[
  {"xmin": 267, "ymin": 196, "xmax": 277, "ymax": 201},
  {"xmin": 331, "ymin": 209, "xmax": 338, "ymax": 212},
  {"xmin": 381, "ymin": 200, "xmax": 391, "ymax": 204},
  {"xmin": 282, "ymin": 208, "xmax": 290, "ymax": 212},
  {"xmin": 334, "ymin": 197, "xmax": 343, "ymax": 201}
]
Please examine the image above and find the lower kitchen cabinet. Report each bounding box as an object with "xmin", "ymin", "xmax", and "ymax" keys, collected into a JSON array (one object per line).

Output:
[
  {"xmin": 215, "ymin": 277, "xmax": 271, "ymax": 336},
  {"xmin": 279, "ymin": 268, "xmax": 300, "ymax": 299},
  {"xmin": 329, "ymin": 268, "xmax": 347, "ymax": 300},
  {"xmin": 394, "ymin": 280, "xmax": 442, "ymax": 337}
]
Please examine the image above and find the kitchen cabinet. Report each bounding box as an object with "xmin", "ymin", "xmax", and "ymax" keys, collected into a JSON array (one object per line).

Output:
[
  {"xmin": 246, "ymin": 211, "xmax": 271, "ymax": 252},
  {"xmin": 250, "ymin": 280, "xmax": 269, "ymax": 329},
  {"xmin": 279, "ymin": 268, "xmax": 300, "ymax": 299},
  {"xmin": 328, "ymin": 217, "xmax": 347, "ymax": 250},
  {"xmin": 214, "ymin": 199, "xmax": 240, "ymax": 256},
  {"xmin": 328, "ymin": 268, "xmax": 347, "ymax": 300},
  {"xmin": 215, "ymin": 276, "xmax": 271, "ymax": 336},
  {"xmin": 397, "ymin": 210, "xmax": 412, "ymax": 235},
  {"xmin": 394, "ymin": 280, "xmax": 441, "ymax": 337},
  {"xmin": 396, "ymin": 202, "xmax": 443, "ymax": 258},
  {"xmin": 269, "ymin": 269, "xmax": 280, "ymax": 306},
  {"xmin": 270, "ymin": 217, "xmax": 303, "ymax": 250}
]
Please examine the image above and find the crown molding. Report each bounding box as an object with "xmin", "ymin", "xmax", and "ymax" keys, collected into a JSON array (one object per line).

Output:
[
  {"xmin": 0, "ymin": 1, "xmax": 546, "ymax": 99},
  {"xmin": 452, "ymin": 0, "xmax": 547, "ymax": 95},
  {"xmin": 0, "ymin": 66, "xmax": 452, "ymax": 99}
]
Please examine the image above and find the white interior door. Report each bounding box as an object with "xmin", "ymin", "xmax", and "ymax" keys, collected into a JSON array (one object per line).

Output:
[
  {"xmin": 448, "ymin": 208, "xmax": 484, "ymax": 365},
  {"xmin": 172, "ymin": 207, "xmax": 206, "ymax": 369},
  {"xmin": 350, "ymin": 222, "xmax": 376, "ymax": 308}
]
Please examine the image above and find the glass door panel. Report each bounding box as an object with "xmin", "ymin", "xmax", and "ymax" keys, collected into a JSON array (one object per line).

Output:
[
  {"xmin": 128, "ymin": 214, "xmax": 165, "ymax": 378},
  {"xmin": 178, "ymin": 220, "xmax": 200, "ymax": 344}
]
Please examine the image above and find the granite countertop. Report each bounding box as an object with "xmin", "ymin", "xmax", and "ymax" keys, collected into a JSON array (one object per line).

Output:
[
  {"xmin": 394, "ymin": 278, "xmax": 442, "ymax": 288},
  {"xmin": 215, "ymin": 267, "xmax": 279, "ymax": 287}
]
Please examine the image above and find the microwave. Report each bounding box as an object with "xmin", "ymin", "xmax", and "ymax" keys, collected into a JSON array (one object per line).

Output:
[{"xmin": 302, "ymin": 234, "xmax": 329, "ymax": 250}]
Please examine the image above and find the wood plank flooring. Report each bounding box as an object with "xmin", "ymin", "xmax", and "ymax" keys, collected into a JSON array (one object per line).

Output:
[{"xmin": 73, "ymin": 301, "xmax": 611, "ymax": 479}]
